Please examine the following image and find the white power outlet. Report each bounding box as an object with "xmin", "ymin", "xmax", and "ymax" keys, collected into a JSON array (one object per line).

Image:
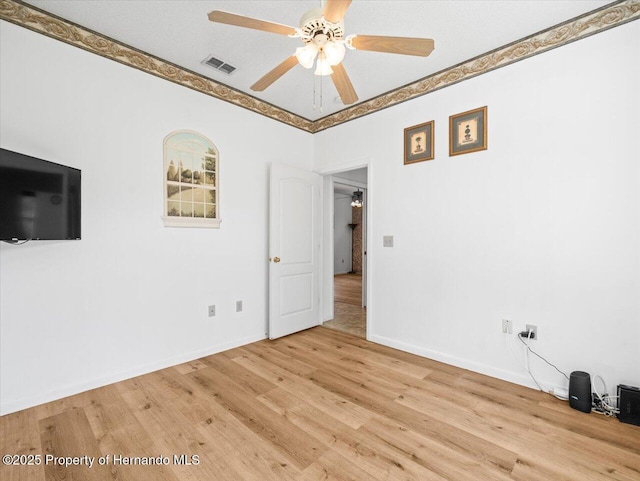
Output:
[
  {"xmin": 236, "ymin": 300, "xmax": 243, "ymax": 312},
  {"xmin": 502, "ymin": 319, "xmax": 513, "ymax": 334},
  {"xmin": 208, "ymin": 305, "xmax": 216, "ymax": 317}
]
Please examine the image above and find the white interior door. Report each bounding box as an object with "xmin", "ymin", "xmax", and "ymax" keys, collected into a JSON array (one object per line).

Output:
[
  {"xmin": 362, "ymin": 188, "xmax": 367, "ymax": 308},
  {"xmin": 269, "ymin": 163, "xmax": 322, "ymax": 340}
]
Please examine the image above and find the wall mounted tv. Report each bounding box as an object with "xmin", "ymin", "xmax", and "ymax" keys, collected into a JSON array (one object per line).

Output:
[{"xmin": 0, "ymin": 148, "xmax": 81, "ymax": 242}]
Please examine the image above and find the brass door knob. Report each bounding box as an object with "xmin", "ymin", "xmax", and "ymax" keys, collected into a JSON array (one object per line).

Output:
[{"xmin": 273, "ymin": 257, "xmax": 281, "ymax": 263}]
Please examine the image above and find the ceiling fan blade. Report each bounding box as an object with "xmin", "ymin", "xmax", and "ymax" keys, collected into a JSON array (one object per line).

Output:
[
  {"xmin": 351, "ymin": 35, "xmax": 435, "ymax": 57},
  {"xmin": 208, "ymin": 10, "xmax": 296, "ymax": 36},
  {"xmin": 331, "ymin": 63, "xmax": 358, "ymax": 105},
  {"xmin": 251, "ymin": 56, "xmax": 299, "ymax": 92},
  {"xmin": 322, "ymin": 0, "xmax": 352, "ymax": 23}
]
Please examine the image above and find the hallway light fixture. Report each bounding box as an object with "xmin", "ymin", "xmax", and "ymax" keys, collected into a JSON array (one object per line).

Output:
[{"xmin": 351, "ymin": 189, "xmax": 363, "ymax": 208}]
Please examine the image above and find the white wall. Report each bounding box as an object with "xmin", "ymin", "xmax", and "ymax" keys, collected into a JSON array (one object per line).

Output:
[
  {"xmin": 315, "ymin": 21, "xmax": 640, "ymax": 393},
  {"xmin": 0, "ymin": 22, "xmax": 313, "ymax": 414},
  {"xmin": 334, "ymin": 193, "xmax": 352, "ymax": 274}
]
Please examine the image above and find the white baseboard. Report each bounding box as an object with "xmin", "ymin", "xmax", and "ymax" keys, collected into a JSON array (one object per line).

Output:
[
  {"xmin": 0, "ymin": 333, "xmax": 266, "ymax": 416},
  {"xmin": 369, "ymin": 334, "xmax": 544, "ymax": 391}
]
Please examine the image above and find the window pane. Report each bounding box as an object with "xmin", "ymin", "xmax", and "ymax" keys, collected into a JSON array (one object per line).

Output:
[
  {"xmin": 193, "ymin": 204, "xmax": 205, "ymax": 218},
  {"xmin": 166, "ymin": 160, "xmax": 179, "ymax": 181},
  {"xmin": 193, "ymin": 188, "xmax": 206, "ymax": 203},
  {"xmin": 180, "ymin": 186, "xmax": 193, "ymax": 201},
  {"xmin": 193, "ymin": 170, "xmax": 203, "ymax": 185},
  {"xmin": 168, "ymin": 201, "xmax": 180, "ymax": 217},
  {"xmin": 206, "ymin": 205, "xmax": 216, "ymax": 218},
  {"xmin": 204, "ymin": 155, "xmax": 216, "ymax": 172},
  {"xmin": 207, "ymin": 190, "xmax": 216, "ymax": 204},
  {"xmin": 180, "ymin": 167, "xmax": 193, "ymax": 184},
  {"xmin": 167, "ymin": 185, "xmax": 179, "ymax": 199},
  {"xmin": 181, "ymin": 203, "xmax": 193, "ymax": 217}
]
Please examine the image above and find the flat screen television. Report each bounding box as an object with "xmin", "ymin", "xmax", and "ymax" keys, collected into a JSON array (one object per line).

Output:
[{"xmin": 0, "ymin": 148, "xmax": 81, "ymax": 241}]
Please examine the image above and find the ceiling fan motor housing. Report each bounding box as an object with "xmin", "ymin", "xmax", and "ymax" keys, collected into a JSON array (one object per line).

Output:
[{"xmin": 299, "ymin": 8, "xmax": 345, "ymax": 46}]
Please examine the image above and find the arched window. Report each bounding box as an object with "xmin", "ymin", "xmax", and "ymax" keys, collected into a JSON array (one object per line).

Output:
[{"xmin": 163, "ymin": 130, "xmax": 220, "ymax": 228}]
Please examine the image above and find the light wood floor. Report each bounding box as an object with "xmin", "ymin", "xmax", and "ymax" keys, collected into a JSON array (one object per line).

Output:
[
  {"xmin": 333, "ymin": 273, "xmax": 362, "ymax": 306},
  {"xmin": 323, "ymin": 274, "xmax": 367, "ymax": 337},
  {"xmin": 1, "ymin": 327, "xmax": 639, "ymax": 481}
]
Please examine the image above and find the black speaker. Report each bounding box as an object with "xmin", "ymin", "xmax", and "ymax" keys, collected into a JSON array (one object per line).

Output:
[{"xmin": 569, "ymin": 371, "xmax": 592, "ymax": 413}]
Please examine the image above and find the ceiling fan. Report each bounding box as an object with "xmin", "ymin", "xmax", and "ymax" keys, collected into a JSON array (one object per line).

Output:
[{"xmin": 208, "ymin": 0, "xmax": 434, "ymax": 106}]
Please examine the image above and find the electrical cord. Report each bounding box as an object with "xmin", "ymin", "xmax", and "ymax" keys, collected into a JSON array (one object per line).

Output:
[
  {"xmin": 508, "ymin": 329, "xmax": 618, "ymax": 409},
  {"xmin": 592, "ymin": 374, "xmax": 620, "ymax": 416},
  {"xmin": 517, "ymin": 333, "xmax": 570, "ymax": 381},
  {"xmin": 504, "ymin": 330, "xmax": 522, "ymax": 365},
  {"xmin": 1, "ymin": 238, "xmax": 31, "ymax": 245},
  {"xmin": 505, "ymin": 329, "xmax": 569, "ymax": 400},
  {"xmin": 1, "ymin": 221, "xmax": 34, "ymax": 245},
  {"xmin": 523, "ymin": 330, "xmax": 545, "ymax": 391},
  {"xmin": 505, "ymin": 330, "xmax": 556, "ymax": 397}
]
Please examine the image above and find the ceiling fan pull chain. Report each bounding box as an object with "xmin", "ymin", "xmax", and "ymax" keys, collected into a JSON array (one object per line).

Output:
[{"xmin": 313, "ymin": 75, "xmax": 317, "ymax": 111}]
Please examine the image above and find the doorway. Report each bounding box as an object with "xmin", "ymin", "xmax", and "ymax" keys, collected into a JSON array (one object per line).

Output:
[{"xmin": 321, "ymin": 167, "xmax": 368, "ymax": 338}]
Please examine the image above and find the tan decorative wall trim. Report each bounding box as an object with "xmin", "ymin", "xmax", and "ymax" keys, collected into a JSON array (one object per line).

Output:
[
  {"xmin": 312, "ymin": 0, "xmax": 640, "ymax": 132},
  {"xmin": 1, "ymin": 0, "xmax": 638, "ymax": 134},
  {"xmin": 0, "ymin": 0, "xmax": 314, "ymax": 132}
]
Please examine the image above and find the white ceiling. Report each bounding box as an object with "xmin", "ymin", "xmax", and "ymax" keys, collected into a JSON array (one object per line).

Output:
[{"xmin": 23, "ymin": 0, "xmax": 611, "ymax": 121}]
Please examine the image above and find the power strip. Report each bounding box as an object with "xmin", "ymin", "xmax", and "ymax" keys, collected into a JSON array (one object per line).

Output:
[{"xmin": 551, "ymin": 387, "xmax": 568, "ymax": 399}]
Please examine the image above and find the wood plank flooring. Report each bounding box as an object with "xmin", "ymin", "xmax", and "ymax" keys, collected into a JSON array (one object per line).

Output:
[
  {"xmin": 324, "ymin": 274, "xmax": 366, "ymax": 337},
  {"xmin": 1, "ymin": 327, "xmax": 639, "ymax": 481},
  {"xmin": 333, "ymin": 273, "xmax": 362, "ymax": 306}
]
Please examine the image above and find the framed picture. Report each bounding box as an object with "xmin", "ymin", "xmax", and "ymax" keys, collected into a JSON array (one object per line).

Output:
[
  {"xmin": 404, "ymin": 120, "xmax": 434, "ymax": 165},
  {"xmin": 449, "ymin": 106, "xmax": 487, "ymax": 156}
]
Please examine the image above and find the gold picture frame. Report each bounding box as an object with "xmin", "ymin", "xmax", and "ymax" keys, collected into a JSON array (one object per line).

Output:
[
  {"xmin": 404, "ymin": 120, "xmax": 434, "ymax": 165},
  {"xmin": 449, "ymin": 106, "xmax": 487, "ymax": 156}
]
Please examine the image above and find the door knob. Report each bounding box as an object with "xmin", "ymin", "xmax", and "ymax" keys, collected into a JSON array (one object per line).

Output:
[{"xmin": 273, "ymin": 257, "xmax": 281, "ymax": 263}]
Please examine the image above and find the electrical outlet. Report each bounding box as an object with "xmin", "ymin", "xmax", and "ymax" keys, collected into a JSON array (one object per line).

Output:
[
  {"xmin": 236, "ymin": 300, "xmax": 243, "ymax": 312},
  {"xmin": 525, "ymin": 324, "xmax": 538, "ymax": 340},
  {"xmin": 383, "ymin": 235, "xmax": 394, "ymax": 247},
  {"xmin": 502, "ymin": 319, "xmax": 513, "ymax": 334},
  {"xmin": 208, "ymin": 305, "xmax": 216, "ymax": 317}
]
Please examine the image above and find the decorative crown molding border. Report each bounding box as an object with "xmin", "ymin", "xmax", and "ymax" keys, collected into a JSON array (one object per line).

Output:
[
  {"xmin": 0, "ymin": 0, "xmax": 314, "ymax": 132},
  {"xmin": 312, "ymin": 0, "xmax": 640, "ymax": 133},
  {"xmin": 1, "ymin": 0, "xmax": 638, "ymax": 134}
]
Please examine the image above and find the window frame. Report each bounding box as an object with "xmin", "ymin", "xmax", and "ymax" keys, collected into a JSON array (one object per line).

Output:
[{"xmin": 162, "ymin": 130, "xmax": 220, "ymax": 228}]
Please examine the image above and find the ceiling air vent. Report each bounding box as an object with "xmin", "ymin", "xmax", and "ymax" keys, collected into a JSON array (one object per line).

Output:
[{"xmin": 203, "ymin": 55, "xmax": 236, "ymax": 75}]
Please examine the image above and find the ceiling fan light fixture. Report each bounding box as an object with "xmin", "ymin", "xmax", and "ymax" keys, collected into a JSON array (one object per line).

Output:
[
  {"xmin": 323, "ymin": 40, "xmax": 345, "ymax": 66},
  {"xmin": 314, "ymin": 52, "xmax": 333, "ymax": 76},
  {"xmin": 295, "ymin": 43, "xmax": 318, "ymax": 68}
]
